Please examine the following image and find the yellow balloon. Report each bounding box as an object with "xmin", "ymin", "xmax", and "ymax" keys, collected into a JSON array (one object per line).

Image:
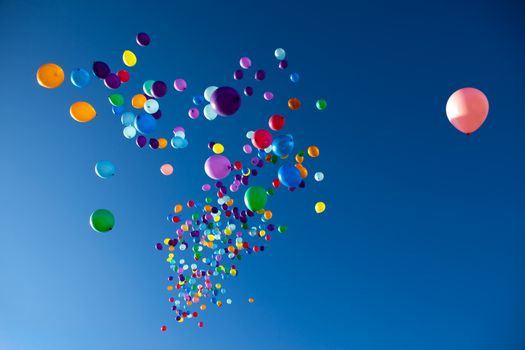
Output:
[
  {"xmin": 122, "ymin": 50, "xmax": 137, "ymax": 67},
  {"xmin": 314, "ymin": 201, "xmax": 326, "ymax": 214},
  {"xmin": 36, "ymin": 63, "xmax": 64, "ymax": 88},
  {"xmin": 70, "ymin": 101, "xmax": 96, "ymax": 122},
  {"xmin": 132, "ymin": 94, "xmax": 146, "ymax": 109},
  {"xmin": 212, "ymin": 143, "xmax": 224, "ymax": 154}
]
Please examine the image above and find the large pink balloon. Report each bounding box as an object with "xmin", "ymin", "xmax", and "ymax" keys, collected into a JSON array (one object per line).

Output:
[
  {"xmin": 204, "ymin": 155, "xmax": 231, "ymax": 180},
  {"xmin": 446, "ymin": 87, "xmax": 489, "ymax": 134}
]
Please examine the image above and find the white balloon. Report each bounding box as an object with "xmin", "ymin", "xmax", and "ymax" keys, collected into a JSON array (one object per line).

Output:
[
  {"xmin": 144, "ymin": 99, "xmax": 159, "ymax": 114},
  {"xmin": 314, "ymin": 172, "xmax": 324, "ymax": 182},
  {"xmin": 246, "ymin": 130, "xmax": 254, "ymax": 139},
  {"xmin": 274, "ymin": 48, "xmax": 286, "ymax": 60},
  {"xmin": 203, "ymin": 104, "xmax": 217, "ymax": 120},
  {"xmin": 204, "ymin": 86, "xmax": 218, "ymax": 102},
  {"xmin": 123, "ymin": 125, "xmax": 137, "ymax": 139}
]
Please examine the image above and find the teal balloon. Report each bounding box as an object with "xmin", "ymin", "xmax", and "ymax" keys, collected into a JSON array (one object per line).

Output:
[
  {"xmin": 244, "ymin": 186, "xmax": 268, "ymax": 212},
  {"xmin": 70, "ymin": 68, "xmax": 90, "ymax": 88},
  {"xmin": 90, "ymin": 209, "xmax": 115, "ymax": 232},
  {"xmin": 271, "ymin": 134, "xmax": 294, "ymax": 157},
  {"xmin": 121, "ymin": 112, "xmax": 135, "ymax": 126},
  {"xmin": 143, "ymin": 80, "xmax": 155, "ymax": 97},
  {"xmin": 95, "ymin": 160, "xmax": 115, "ymax": 179},
  {"xmin": 278, "ymin": 164, "xmax": 301, "ymax": 188}
]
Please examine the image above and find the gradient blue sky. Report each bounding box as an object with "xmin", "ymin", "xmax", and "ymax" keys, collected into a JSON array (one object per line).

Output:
[{"xmin": 1, "ymin": 0, "xmax": 525, "ymax": 349}]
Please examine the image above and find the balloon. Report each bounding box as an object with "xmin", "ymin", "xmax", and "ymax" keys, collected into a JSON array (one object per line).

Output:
[
  {"xmin": 70, "ymin": 68, "xmax": 90, "ymax": 88},
  {"xmin": 278, "ymin": 164, "xmax": 302, "ymax": 188},
  {"xmin": 288, "ymin": 98, "xmax": 301, "ymax": 110},
  {"xmin": 92, "ymin": 61, "xmax": 110, "ymax": 79},
  {"xmin": 315, "ymin": 201, "xmax": 326, "ymax": 214},
  {"xmin": 158, "ymin": 138, "xmax": 168, "ymax": 149},
  {"xmin": 122, "ymin": 50, "xmax": 137, "ymax": 67},
  {"xmin": 243, "ymin": 144, "xmax": 252, "ymax": 154},
  {"xmin": 244, "ymin": 186, "xmax": 268, "ymax": 212},
  {"xmin": 134, "ymin": 113, "xmax": 157, "ymax": 134},
  {"xmin": 90, "ymin": 209, "xmax": 115, "ymax": 232},
  {"xmin": 314, "ymin": 172, "xmax": 324, "ymax": 182},
  {"xmin": 233, "ymin": 69, "xmax": 243, "ymax": 80},
  {"xmin": 244, "ymin": 86, "xmax": 253, "ymax": 96},
  {"xmin": 446, "ymin": 87, "xmax": 489, "ymax": 134},
  {"xmin": 239, "ymin": 57, "xmax": 251, "ymax": 69},
  {"xmin": 274, "ymin": 48, "xmax": 286, "ymax": 60},
  {"xmin": 143, "ymin": 80, "xmax": 155, "ymax": 96},
  {"xmin": 188, "ymin": 108, "xmax": 199, "ymax": 119},
  {"xmin": 112, "ymin": 105, "xmax": 124, "ymax": 116},
  {"xmin": 144, "ymin": 99, "xmax": 159, "ymax": 114},
  {"xmin": 295, "ymin": 163, "xmax": 308, "ymax": 178},
  {"xmin": 152, "ymin": 109, "xmax": 162, "ymax": 119},
  {"xmin": 268, "ymin": 114, "xmax": 285, "ymax": 131},
  {"xmin": 160, "ymin": 164, "xmax": 174, "ymax": 176},
  {"xmin": 255, "ymin": 70, "xmax": 266, "ymax": 81},
  {"xmin": 108, "ymin": 94, "xmax": 124, "ymax": 107},
  {"xmin": 279, "ymin": 60, "xmax": 288, "ymax": 69},
  {"xmin": 70, "ymin": 101, "xmax": 96, "ymax": 122},
  {"xmin": 136, "ymin": 32, "xmax": 150, "ymax": 46},
  {"xmin": 316, "ymin": 99, "xmax": 327, "ymax": 110},
  {"xmin": 117, "ymin": 69, "xmax": 130, "ymax": 82},
  {"xmin": 204, "ymin": 155, "xmax": 231, "ymax": 180},
  {"xmin": 212, "ymin": 143, "xmax": 224, "ymax": 154},
  {"xmin": 290, "ymin": 72, "xmax": 300, "ymax": 83},
  {"xmin": 36, "ymin": 63, "xmax": 64, "ymax": 88},
  {"xmin": 307, "ymin": 146, "xmax": 320, "ymax": 157},
  {"xmin": 132, "ymin": 94, "xmax": 147, "ymax": 109},
  {"xmin": 152, "ymin": 81, "xmax": 167, "ymax": 98},
  {"xmin": 193, "ymin": 95, "xmax": 204, "ymax": 106},
  {"xmin": 104, "ymin": 73, "xmax": 121, "ymax": 89},
  {"xmin": 251, "ymin": 129, "xmax": 273, "ymax": 149},
  {"xmin": 204, "ymin": 86, "xmax": 218, "ymax": 101},
  {"xmin": 174, "ymin": 79, "xmax": 187, "ymax": 92},
  {"xmin": 95, "ymin": 160, "xmax": 115, "ymax": 179},
  {"xmin": 123, "ymin": 125, "xmax": 137, "ymax": 139},
  {"xmin": 161, "ymin": 325, "xmax": 167, "ymax": 332},
  {"xmin": 203, "ymin": 104, "xmax": 217, "ymax": 120},
  {"xmin": 136, "ymin": 135, "xmax": 147, "ymax": 148},
  {"xmin": 263, "ymin": 91, "xmax": 274, "ymax": 100},
  {"xmin": 271, "ymin": 134, "xmax": 294, "ymax": 157},
  {"xmin": 248, "ymin": 297, "xmax": 254, "ymax": 303},
  {"xmin": 210, "ymin": 87, "xmax": 241, "ymax": 116}
]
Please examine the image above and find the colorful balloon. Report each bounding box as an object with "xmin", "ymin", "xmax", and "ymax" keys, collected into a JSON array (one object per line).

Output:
[
  {"xmin": 174, "ymin": 79, "xmax": 187, "ymax": 92},
  {"xmin": 70, "ymin": 101, "xmax": 96, "ymax": 122},
  {"xmin": 446, "ymin": 87, "xmax": 489, "ymax": 134},
  {"xmin": 290, "ymin": 72, "xmax": 300, "ymax": 83},
  {"xmin": 160, "ymin": 164, "xmax": 174, "ymax": 176},
  {"xmin": 152, "ymin": 81, "xmax": 167, "ymax": 98},
  {"xmin": 210, "ymin": 87, "xmax": 241, "ymax": 116},
  {"xmin": 271, "ymin": 134, "xmax": 294, "ymax": 157},
  {"xmin": 314, "ymin": 201, "xmax": 326, "ymax": 214},
  {"xmin": 108, "ymin": 94, "xmax": 124, "ymax": 107},
  {"xmin": 104, "ymin": 73, "xmax": 121, "ymax": 89},
  {"xmin": 239, "ymin": 57, "xmax": 251, "ymax": 69},
  {"xmin": 70, "ymin": 68, "xmax": 90, "ymax": 88},
  {"xmin": 132, "ymin": 94, "xmax": 147, "ymax": 109},
  {"xmin": 122, "ymin": 50, "xmax": 137, "ymax": 67},
  {"xmin": 36, "ymin": 63, "xmax": 64, "ymax": 88},
  {"xmin": 203, "ymin": 104, "xmax": 217, "ymax": 120},
  {"xmin": 251, "ymin": 129, "xmax": 273, "ymax": 149},
  {"xmin": 144, "ymin": 99, "xmax": 160, "ymax": 114},
  {"xmin": 268, "ymin": 114, "xmax": 285, "ymax": 131},
  {"xmin": 316, "ymin": 99, "xmax": 327, "ymax": 110},
  {"xmin": 117, "ymin": 69, "xmax": 130, "ymax": 83},
  {"xmin": 314, "ymin": 172, "xmax": 324, "ymax": 182},
  {"xmin": 134, "ymin": 113, "xmax": 157, "ymax": 134},
  {"xmin": 274, "ymin": 48, "xmax": 286, "ymax": 60},
  {"xmin": 92, "ymin": 61, "xmax": 110, "ymax": 79},
  {"xmin": 263, "ymin": 91, "xmax": 274, "ymax": 100},
  {"xmin": 244, "ymin": 186, "xmax": 268, "ymax": 212},
  {"xmin": 90, "ymin": 209, "xmax": 115, "ymax": 232},
  {"xmin": 255, "ymin": 70, "xmax": 266, "ymax": 81},
  {"xmin": 95, "ymin": 160, "xmax": 115, "ymax": 179},
  {"xmin": 204, "ymin": 155, "xmax": 231, "ymax": 180},
  {"xmin": 307, "ymin": 146, "xmax": 320, "ymax": 157},
  {"xmin": 278, "ymin": 164, "xmax": 302, "ymax": 188},
  {"xmin": 204, "ymin": 86, "xmax": 218, "ymax": 101},
  {"xmin": 123, "ymin": 125, "xmax": 137, "ymax": 139},
  {"xmin": 143, "ymin": 80, "xmax": 155, "ymax": 96},
  {"xmin": 136, "ymin": 32, "xmax": 150, "ymax": 46},
  {"xmin": 288, "ymin": 98, "xmax": 301, "ymax": 110}
]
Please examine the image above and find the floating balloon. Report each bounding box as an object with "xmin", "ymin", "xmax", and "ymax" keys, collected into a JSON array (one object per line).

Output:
[
  {"xmin": 244, "ymin": 86, "xmax": 253, "ymax": 96},
  {"xmin": 446, "ymin": 87, "xmax": 489, "ymax": 134},
  {"xmin": 203, "ymin": 104, "xmax": 218, "ymax": 120},
  {"xmin": 244, "ymin": 186, "xmax": 268, "ymax": 212},
  {"xmin": 95, "ymin": 160, "xmax": 115, "ymax": 179},
  {"xmin": 288, "ymin": 98, "xmax": 301, "ymax": 110},
  {"xmin": 239, "ymin": 57, "xmax": 251, "ymax": 69},
  {"xmin": 136, "ymin": 135, "xmax": 147, "ymax": 148},
  {"xmin": 290, "ymin": 73, "xmax": 300, "ymax": 83},
  {"xmin": 70, "ymin": 101, "xmax": 96, "ymax": 122},
  {"xmin": 204, "ymin": 86, "xmax": 218, "ymax": 101},
  {"xmin": 263, "ymin": 91, "xmax": 274, "ymax": 100},
  {"xmin": 272, "ymin": 134, "xmax": 294, "ymax": 157},
  {"xmin": 279, "ymin": 60, "xmax": 288, "ymax": 69},
  {"xmin": 274, "ymin": 48, "xmax": 286, "ymax": 60},
  {"xmin": 117, "ymin": 69, "xmax": 130, "ymax": 83},
  {"xmin": 307, "ymin": 146, "xmax": 320, "ymax": 157},
  {"xmin": 132, "ymin": 94, "xmax": 147, "ymax": 109},
  {"xmin": 92, "ymin": 61, "xmax": 110, "ymax": 79},
  {"xmin": 136, "ymin": 32, "xmax": 150, "ymax": 46},
  {"xmin": 314, "ymin": 172, "xmax": 324, "ymax": 182},
  {"xmin": 144, "ymin": 99, "xmax": 160, "ymax": 114},
  {"xmin": 70, "ymin": 68, "xmax": 90, "ymax": 88},
  {"xmin": 160, "ymin": 164, "xmax": 174, "ymax": 176},
  {"xmin": 90, "ymin": 209, "xmax": 115, "ymax": 232},
  {"xmin": 134, "ymin": 113, "xmax": 157, "ymax": 134},
  {"xmin": 314, "ymin": 201, "xmax": 326, "ymax": 214},
  {"xmin": 316, "ymin": 99, "xmax": 327, "ymax": 110},
  {"xmin": 268, "ymin": 114, "xmax": 285, "ymax": 131},
  {"xmin": 251, "ymin": 129, "xmax": 273, "ymax": 149},
  {"xmin": 108, "ymin": 94, "xmax": 124, "ymax": 107},
  {"xmin": 204, "ymin": 155, "xmax": 231, "ymax": 180},
  {"xmin": 255, "ymin": 70, "xmax": 266, "ymax": 81},
  {"xmin": 152, "ymin": 81, "xmax": 167, "ymax": 98},
  {"xmin": 123, "ymin": 125, "xmax": 137, "ymax": 139},
  {"xmin": 36, "ymin": 63, "xmax": 64, "ymax": 88},
  {"xmin": 174, "ymin": 79, "xmax": 187, "ymax": 92},
  {"xmin": 278, "ymin": 164, "xmax": 302, "ymax": 188},
  {"xmin": 122, "ymin": 50, "xmax": 137, "ymax": 67},
  {"xmin": 212, "ymin": 143, "xmax": 224, "ymax": 154},
  {"xmin": 188, "ymin": 108, "xmax": 199, "ymax": 119},
  {"xmin": 233, "ymin": 70, "xmax": 243, "ymax": 80},
  {"xmin": 210, "ymin": 87, "xmax": 241, "ymax": 116},
  {"xmin": 104, "ymin": 73, "xmax": 121, "ymax": 89}
]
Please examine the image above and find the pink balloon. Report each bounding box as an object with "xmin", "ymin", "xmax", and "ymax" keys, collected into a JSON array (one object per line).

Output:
[
  {"xmin": 160, "ymin": 164, "xmax": 173, "ymax": 176},
  {"xmin": 446, "ymin": 87, "xmax": 489, "ymax": 134},
  {"xmin": 204, "ymin": 155, "xmax": 231, "ymax": 180}
]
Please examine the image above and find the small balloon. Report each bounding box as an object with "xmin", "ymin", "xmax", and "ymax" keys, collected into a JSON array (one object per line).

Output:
[
  {"xmin": 203, "ymin": 104, "xmax": 217, "ymax": 120},
  {"xmin": 152, "ymin": 81, "xmax": 167, "ymax": 98},
  {"xmin": 70, "ymin": 101, "xmax": 96, "ymax": 122},
  {"xmin": 314, "ymin": 172, "xmax": 324, "ymax": 182},
  {"xmin": 204, "ymin": 155, "xmax": 231, "ymax": 180},
  {"xmin": 290, "ymin": 72, "xmax": 300, "ymax": 83},
  {"xmin": 104, "ymin": 74, "xmax": 121, "ymax": 89},
  {"xmin": 268, "ymin": 114, "xmax": 285, "ymax": 131},
  {"xmin": 244, "ymin": 86, "xmax": 254, "ymax": 96},
  {"xmin": 316, "ymin": 99, "xmax": 327, "ymax": 110},
  {"xmin": 90, "ymin": 209, "xmax": 115, "ymax": 232},
  {"xmin": 122, "ymin": 50, "xmax": 137, "ymax": 67},
  {"xmin": 188, "ymin": 108, "xmax": 199, "ymax": 119},
  {"xmin": 255, "ymin": 70, "xmax": 266, "ymax": 81},
  {"xmin": 278, "ymin": 164, "xmax": 302, "ymax": 188},
  {"xmin": 108, "ymin": 94, "xmax": 124, "ymax": 107},
  {"xmin": 70, "ymin": 68, "xmax": 90, "ymax": 88},
  {"xmin": 132, "ymin": 94, "xmax": 147, "ymax": 109},
  {"xmin": 314, "ymin": 201, "xmax": 326, "ymax": 214},
  {"xmin": 204, "ymin": 86, "xmax": 218, "ymax": 101},
  {"xmin": 307, "ymin": 146, "xmax": 320, "ymax": 157},
  {"xmin": 134, "ymin": 113, "xmax": 157, "ymax": 134},
  {"xmin": 92, "ymin": 61, "xmax": 110, "ymax": 79},
  {"xmin": 144, "ymin": 99, "xmax": 159, "ymax": 114},
  {"xmin": 136, "ymin": 32, "xmax": 151, "ymax": 46},
  {"xmin": 212, "ymin": 143, "xmax": 224, "ymax": 154},
  {"xmin": 239, "ymin": 57, "xmax": 252, "ymax": 69},
  {"xmin": 446, "ymin": 87, "xmax": 489, "ymax": 134},
  {"xmin": 143, "ymin": 80, "xmax": 155, "ymax": 96},
  {"xmin": 244, "ymin": 186, "xmax": 268, "ymax": 212},
  {"xmin": 174, "ymin": 79, "xmax": 187, "ymax": 92},
  {"xmin": 251, "ymin": 129, "xmax": 273, "ymax": 149},
  {"xmin": 263, "ymin": 91, "xmax": 274, "ymax": 100},
  {"xmin": 160, "ymin": 164, "xmax": 174, "ymax": 176},
  {"xmin": 123, "ymin": 125, "xmax": 137, "ymax": 139},
  {"xmin": 37, "ymin": 63, "xmax": 64, "ymax": 88},
  {"xmin": 210, "ymin": 87, "xmax": 241, "ymax": 116},
  {"xmin": 288, "ymin": 98, "xmax": 301, "ymax": 110},
  {"xmin": 95, "ymin": 160, "xmax": 115, "ymax": 179},
  {"xmin": 274, "ymin": 48, "xmax": 286, "ymax": 60},
  {"xmin": 117, "ymin": 69, "xmax": 130, "ymax": 83},
  {"xmin": 271, "ymin": 134, "xmax": 294, "ymax": 157}
]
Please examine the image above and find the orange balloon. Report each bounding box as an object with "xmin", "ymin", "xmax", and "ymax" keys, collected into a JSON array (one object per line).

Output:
[
  {"xmin": 70, "ymin": 101, "xmax": 96, "ymax": 122},
  {"xmin": 174, "ymin": 204, "xmax": 183, "ymax": 213},
  {"xmin": 158, "ymin": 138, "xmax": 168, "ymax": 149},
  {"xmin": 288, "ymin": 98, "xmax": 301, "ymax": 110},
  {"xmin": 263, "ymin": 210, "xmax": 273, "ymax": 220},
  {"xmin": 307, "ymin": 146, "xmax": 320, "ymax": 157},
  {"xmin": 295, "ymin": 154, "xmax": 304, "ymax": 163},
  {"xmin": 36, "ymin": 63, "xmax": 64, "ymax": 88},
  {"xmin": 132, "ymin": 94, "xmax": 147, "ymax": 109},
  {"xmin": 295, "ymin": 164, "xmax": 308, "ymax": 178}
]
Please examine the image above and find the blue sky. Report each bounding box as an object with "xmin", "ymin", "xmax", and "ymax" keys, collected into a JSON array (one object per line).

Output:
[{"xmin": 1, "ymin": 0, "xmax": 525, "ymax": 349}]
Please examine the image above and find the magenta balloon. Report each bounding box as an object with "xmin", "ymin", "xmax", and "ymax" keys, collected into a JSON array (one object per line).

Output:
[
  {"xmin": 446, "ymin": 87, "xmax": 489, "ymax": 134},
  {"xmin": 204, "ymin": 155, "xmax": 232, "ymax": 180}
]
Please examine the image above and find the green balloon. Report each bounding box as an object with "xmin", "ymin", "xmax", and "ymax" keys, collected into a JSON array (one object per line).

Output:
[
  {"xmin": 278, "ymin": 225, "xmax": 287, "ymax": 233},
  {"xmin": 108, "ymin": 94, "xmax": 124, "ymax": 107},
  {"xmin": 90, "ymin": 209, "xmax": 115, "ymax": 232},
  {"xmin": 316, "ymin": 99, "xmax": 327, "ymax": 110},
  {"xmin": 244, "ymin": 186, "xmax": 268, "ymax": 212}
]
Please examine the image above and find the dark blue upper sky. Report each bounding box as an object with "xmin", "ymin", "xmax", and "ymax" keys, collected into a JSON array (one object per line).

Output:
[{"xmin": 1, "ymin": 0, "xmax": 525, "ymax": 349}]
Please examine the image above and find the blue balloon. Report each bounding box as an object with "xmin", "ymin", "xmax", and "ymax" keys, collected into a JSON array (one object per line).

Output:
[
  {"xmin": 193, "ymin": 95, "xmax": 204, "ymax": 106},
  {"xmin": 278, "ymin": 164, "xmax": 301, "ymax": 188},
  {"xmin": 271, "ymin": 134, "xmax": 294, "ymax": 157},
  {"xmin": 290, "ymin": 72, "xmax": 300, "ymax": 83},
  {"xmin": 70, "ymin": 68, "xmax": 91, "ymax": 88},
  {"xmin": 134, "ymin": 113, "xmax": 157, "ymax": 134},
  {"xmin": 171, "ymin": 136, "xmax": 188, "ymax": 149},
  {"xmin": 121, "ymin": 112, "xmax": 135, "ymax": 126},
  {"xmin": 95, "ymin": 160, "xmax": 115, "ymax": 179},
  {"xmin": 112, "ymin": 105, "xmax": 124, "ymax": 116}
]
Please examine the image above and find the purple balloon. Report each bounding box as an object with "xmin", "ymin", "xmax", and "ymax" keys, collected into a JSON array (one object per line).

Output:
[
  {"xmin": 149, "ymin": 138, "xmax": 159, "ymax": 149},
  {"xmin": 136, "ymin": 32, "xmax": 150, "ymax": 46},
  {"xmin": 279, "ymin": 60, "xmax": 288, "ymax": 69},
  {"xmin": 136, "ymin": 135, "xmax": 147, "ymax": 148},
  {"xmin": 204, "ymin": 155, "xmax": 231, "ymax": 180},
  {"xmin": 152, "ymin": 109, "xmax": 162, "ymax": 119},
  {"xmin": 210, "ymin": 86, "xmax": 241, "ymax": 116},
  {"xmin": 233, "ymin": 69, "xmax": 243, "ymax": 80},
  {"xmin": 93, "ymin": 61, "xmax": 110, "ymax": 79},
  {"xmin": 244, "ymin": 86, "xmax": 253, "ymax": 96},
  {"xmin": 104, "ymin": 73, "xmax": 121, "ymax": 89},
  {"xmin": 255, "ymin": 70, "xmax": 266, "ymax": 81},
  {"xmin": 152, "ymin": 81, "xmax": 167, "ymax": 98}
]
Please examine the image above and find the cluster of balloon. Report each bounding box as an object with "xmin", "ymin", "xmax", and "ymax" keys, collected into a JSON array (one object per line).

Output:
[{"xmin": 446, "ymin": 87, "xmax": 489, "ymax": 134}]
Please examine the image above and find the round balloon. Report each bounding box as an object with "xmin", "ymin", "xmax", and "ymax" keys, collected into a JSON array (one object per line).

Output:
[
  {"xmin": 90, "ymin": 209, "xmax": 115, "ymax": 232},
  {"xmin": 315, "ymin": 202, "xmax": 326, "ymax": 214},
  {"xmin": 104, "ymin": 74, "xmax": 121, "ymax": 89},
  {"xmin": 152, "ymin": 81, "xmax": 167, "ymax": 98},
  {"xmin": 210, "ymin": 87, "xmax": 241, "ymax": 116},
  {"xmin": 274, "ymin": 48, "xmax": 286, "ymax": 60},
  {"xmin": 92, "ymin": 61, "xmax": 110, "ymax": 79},
  {"xmin": 134, "ymin": 113, "xmax": 157, "ymax": 134},
  {"xmin": 244, "ymin": 186, "xmax": 268, "ymax": 212},
  {"xmin": 121, "ymin": 112, "xmax": 135, "ymax": 126},
  {"xmin": 144, "ymin": 99, "xmax": 159, "ymax": 114},
  {"xmin": 314, "ymin": 172, "xmax": 324, "ymax": 182},
  {"xmin": 251, "ymin": 129, "xmax": 273, "ymax": 149},
  {"xmin": 288, "ymin": 98, "xmax": 301, "ymax": 110},
  {"xmin": 204, "ymin": 155, "xmax": 231, "ymax": 180},
  {"xmin": 70, "ymin": 101, "xmax": 96, "ymax": 122},
  {"xmin": 136, "ymin": 32, "xmax": 150, "ymax": 46},
  {"xmin": 122, "ymin": 50, "xmax": 137, "ymax": 67},
  {"xmin": 204, "ymin": 86, "xmax": 218, "ymax": 101},
  {"xmin": 174, "ymin": 79, "xmax": 187, "ymax": 92},
  {"xmin": 446, "ymin": 87, "xmax": 489, "ymax": 134},
  {"xmin": 160, "ymin": 164, "xmax": 173, "ymax": 176},
  {"xmin": 95, "ymin": 160, "xmax": 115, "ymax": 179},
  {"xmin": 271, "ymin": 134, "xmax": 294, "ymax": 157},
  {"xmin": 278, "ymin": 164, "xmax": 302, "ymax": 188},
  {"xmin": 268, "ymin": 114, "xmax": 285, "ymax": 131},
  {"xmin": 70, "ymin": 68, "xmax": 90, "ymax": 88},
  {"xmin": 316, "ymin": 99, "xmax": 327, "ymax": 110},
  {"xmin": 37, "ymin": 63, "xmax": 64, "ymax": 88}
]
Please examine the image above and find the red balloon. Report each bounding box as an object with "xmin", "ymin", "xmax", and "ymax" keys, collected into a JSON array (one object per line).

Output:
[
  {"xmin": 161, "ymin": 325, "xmax": 167, "ymax": 332},
  {"xmin": 117, "ymin": 69, "xmax": 130, "ymax": 82},
  {"xmin": 268, "ymin": 114, "xmax": 285, "ymax": 131},
  {"xmin": 252, "ymin": 129, "xmax": 273, "ymax": 149}
]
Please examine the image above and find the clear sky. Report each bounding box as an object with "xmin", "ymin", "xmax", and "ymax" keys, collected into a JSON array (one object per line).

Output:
[{"xmin": 1, "ymin": 0, "xmax": 525, "ymax": 349}]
